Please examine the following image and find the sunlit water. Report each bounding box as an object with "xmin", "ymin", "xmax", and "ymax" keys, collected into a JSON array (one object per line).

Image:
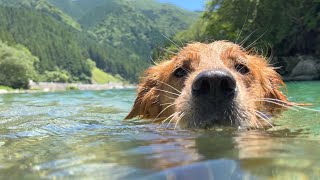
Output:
[{"xmin": 0, "ymin": 82, "xmax": 319, "ymax": 179}]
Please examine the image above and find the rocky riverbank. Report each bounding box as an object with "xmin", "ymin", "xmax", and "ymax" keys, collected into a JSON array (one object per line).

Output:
[
  {"xmin": 274, "ymin": 55, "xmax": 320, "ymax": 81},
  {"xmin": 29, "ymin": 82, "xmax": 135, "ymax": 91},
  {"xmin": 0, "ymin": 82, "xmax": 135, "ymax": 94}
]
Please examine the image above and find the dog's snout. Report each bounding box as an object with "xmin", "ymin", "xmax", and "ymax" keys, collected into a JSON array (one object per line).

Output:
[{"xmin": 192, "ymin": 69, "xmax": 236, "ymax": 101}]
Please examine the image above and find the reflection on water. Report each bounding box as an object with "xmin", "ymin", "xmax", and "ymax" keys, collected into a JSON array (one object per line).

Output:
[{"xmin": 0, "ymin": 82, "xmax": 319, "ymax": 179}]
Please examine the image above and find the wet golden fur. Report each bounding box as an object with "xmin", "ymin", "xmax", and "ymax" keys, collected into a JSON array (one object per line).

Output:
[{"xmin": 126, "ymin": 41, "xmax": 288, "ymax": 129}]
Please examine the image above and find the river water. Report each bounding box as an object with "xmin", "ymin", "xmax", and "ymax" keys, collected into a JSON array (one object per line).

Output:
[{"xmin": 0, "ymin": 81, "xmax": 319, "ymax": 179}]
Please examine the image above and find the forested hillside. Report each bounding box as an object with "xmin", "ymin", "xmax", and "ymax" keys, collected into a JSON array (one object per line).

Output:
[
  {"xmin": 0, "ymin": 0, "xmax": 198, "ymax": 88},
  {"xmin": 47, "ymin": 0, "xmax": 107, "ymax": 20},
  {"xmin": 0, "ymin": 0, "xmax": 81, "ymax": 30},
  {"xmin": 90, "ymin": 1, "xmax": 197, "ymax": 60},
  {"xmin": 50, "ymin": 0, "xmax": 198, "ymax": 63},
  {"xmin": 0, "ymin": 6, "xmax": 91, "ymax": 81},
  {"xmin": 0, "ymin": 5, "xmax": 148, "ymax": 82}
]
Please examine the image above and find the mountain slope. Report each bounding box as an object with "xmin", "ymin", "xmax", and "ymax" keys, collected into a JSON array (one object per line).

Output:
[
  {"xmin": 47, "ymin": 0, "xmax": 107, "ymax": 21},
  {"xmin": 128, "ymin": 0, "xmax": 199, "ymax": 36},
  {"xmin": 78, "ymin": 0, "xmax": 199, "ymax": 60},
  {"xmin": 0, "ymin": 5, "xmax": 144, "ymax": 82},
  {"xmin": 47, "ymin": 0, "xmax": 199, "ymax": 80},
  {"xmin": 0, "ymin": 6, "xmax": 90, "ymax": 81},
  {"xmin": 87, "ymin": 1, "xmax": 163, "ymax": 59},
  {"xmin": 0, "ymin": 0, "xmax": 81, "ymax": 30}
]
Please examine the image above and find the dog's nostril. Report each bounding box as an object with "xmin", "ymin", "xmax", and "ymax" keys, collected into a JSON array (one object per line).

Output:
[
  {"xmin": 220, "ymin": 77, "xmax": 236, "ymax": 96},
  {"xmin": 192, "ymin": 69, "xmax": 237, "ymax": 100},
  {"xmin": 192, "ymin": 78, "xmax": 210, "ymax": 93}
]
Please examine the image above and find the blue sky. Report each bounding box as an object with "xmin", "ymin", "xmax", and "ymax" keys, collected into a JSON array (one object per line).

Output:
[{"xmin": 157, "ymin": 0, "xmax": 206, "ymax": 11}]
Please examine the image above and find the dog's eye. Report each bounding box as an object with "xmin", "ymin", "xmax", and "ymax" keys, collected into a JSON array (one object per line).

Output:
[
  {"xmin": 235, "ymin": 63, "xmax": 250, "ymax": 74},
  {"xmin": 174, "ymin": 67, "xmax": 188, "ymax": 78}
]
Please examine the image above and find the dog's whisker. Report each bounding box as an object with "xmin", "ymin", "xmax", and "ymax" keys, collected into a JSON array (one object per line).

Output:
[
  {"xmin": 260, "ymin": 98, "xmax": 289, "ymax": 104},
  {"xmin": 160, "ymin": 103, "xmax": 173, "ymax": 106},
  {"xmin": 239, "ymin": 29, "xmax": 257, "ymax": 46},
  {"xmin": 156, "ymin": 45, "xmax": 178, "ymax": 55},
  {"xmin": 254, "ymin": 99, "xmax": 300, "ymax": 111},
  {"xmin": 248, "ymin": 41, "xmax": 265, "ymax": 52},
  {"xmin": 163, "ymin": 95, "xmax": 176, "ymax": 100},
  {"xmin": 246, "ymin": 110, "xmax": 261, "ymax": 129},
  {"xmin": 244, "ymin": 119, "xmax": 253, "ymax": 130},
  {"xmin": 155, "ymin": 79, "xmax": 181, "ymax": 93},
  {"xmin": 166, "ymin": 112, "xmax": 181, "ymax": 129},
  {"xmin": 247, "ymin": 116, "xmax": 257, "ymax": 130},
  {"xmin": 248, "ymin": 111, "xmax": 261, "ymax": 129},
  {"xmin": 174, "ymin": 112, "xmax": 185, "ymax": 130},
  {"xmin": 255, "ymin": 116, "xmax": 264, "ymax": 130},
  {"xmin": 255, "ymin": 110, "xmax": 274, "ymax": 128},
  {"xmin": 158, "ymin": 113, "xmax": 178, "ymax": 128},
  {"xmin": 153, "ymin": 103, "xmax": 176, "ymax": 123},
  {"xmin": 149, "ymin": 56, "xmax": 158, "ymax": 65},
  {"xmin": 261, "ymin": 98, "xmax": 320, "ymax": 112},
  {"xmin": 245, "ymin": 31, "xmax": 267, "ymax": 50},
  {"xmin": 161, "ymin": 33, "xmax": 182, "ymax": 50},
  {"xmin": 266, "ymin": 43, "xmax": 274, "ymax": 63},
  {"xmin": 235, "ymin": 9, "xmax": 249, "ymax": 44},
  {"xmin": 153, "ymin": 88, "xmax": 180, "ymax": 97},
  {"xmin": 285, "ymin": 105, "xmax": 320, "ymax": 112}
]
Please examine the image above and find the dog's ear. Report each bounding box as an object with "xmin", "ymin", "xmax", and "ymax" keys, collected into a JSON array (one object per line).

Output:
[
  {"xmin": 248, "ymin": 55, "xmax": 288, "ymax": 102},
  {"xmin": 125, "ymin": 67, "xmax": 161, "ymax": 119},
  {"xmin": 267, "ymin": 73, "xmax": 288, "ymax": 103},
  {"xmin": 263, "ymin": 66, "xmax": 288, "ymax": 102}
]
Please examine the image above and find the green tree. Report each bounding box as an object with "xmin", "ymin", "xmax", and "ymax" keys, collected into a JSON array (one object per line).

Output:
[
  {"xmin": 174, "ymin": 0, "xmax": 320, "ymax": 57},
  {"xmin": 40, "ymin": 69, "xmax": 71, "ymax": 83},
  {"xmin": 0, "ymin": 41, "xmax": 38, "ymax": 89}
]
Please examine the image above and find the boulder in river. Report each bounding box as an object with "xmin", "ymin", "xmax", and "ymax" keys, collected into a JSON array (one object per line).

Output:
[{"xmin": 274, "ymin": 55, "xmax": 320, "ymax": 81}]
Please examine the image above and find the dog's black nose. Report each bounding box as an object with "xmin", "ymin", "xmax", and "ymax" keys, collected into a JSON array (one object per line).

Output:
[{"xmin": 192, "ymin": 69, "xmax": 236, "ymax": 101}]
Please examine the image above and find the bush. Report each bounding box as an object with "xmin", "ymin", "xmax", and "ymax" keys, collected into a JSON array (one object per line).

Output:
[
  {"xmin": 66, "ymin": 85, "xmax": 79, "ymax": 91},
  {"xmin": 0, "ymin": 41, "xmax": 38, "ymax": 89},
  {"xmin": 40, "ymin": 69, "xmax": 71, "ymax": 83}
]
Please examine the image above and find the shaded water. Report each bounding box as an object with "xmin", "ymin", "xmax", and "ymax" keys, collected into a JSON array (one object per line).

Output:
[{"xmin": 0, "ymin": 82, "xmax": 319, "ymax": 179}]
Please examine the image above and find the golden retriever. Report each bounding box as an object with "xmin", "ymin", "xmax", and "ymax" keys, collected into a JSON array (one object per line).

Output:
[{"xmin": 125, "ymin": 41, "xmax": 289, "ymax": 129}]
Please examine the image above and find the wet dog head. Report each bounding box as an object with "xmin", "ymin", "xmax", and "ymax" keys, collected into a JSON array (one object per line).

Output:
[{"xmin": 126, "ymin": 41, "xmax": 288, "ymax": 129}]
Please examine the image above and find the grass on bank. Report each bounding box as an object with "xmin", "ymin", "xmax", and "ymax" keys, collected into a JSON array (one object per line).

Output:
[
  {"xmin": 0, "ymin": 85, "xmax": 14, "ymax": 91},
  {"xmin": 92, "ymin": 67, "xmax": 124, "ymax": 84}
]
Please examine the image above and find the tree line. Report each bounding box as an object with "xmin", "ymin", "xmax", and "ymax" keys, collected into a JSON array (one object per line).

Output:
[{"xmin": 157, "ymin": 0, "xmax": 320, "ymax": 60}]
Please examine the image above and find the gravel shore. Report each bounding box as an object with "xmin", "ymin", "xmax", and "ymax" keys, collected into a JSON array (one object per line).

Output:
[{"xmin": 0, "ymin": 82, "xmax": 136, "ymax": 94}]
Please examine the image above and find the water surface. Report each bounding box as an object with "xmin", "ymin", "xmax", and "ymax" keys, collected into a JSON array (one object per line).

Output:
[{"xmin": 0, "ymin": 82, "xmax": 319, "ymax": 179}]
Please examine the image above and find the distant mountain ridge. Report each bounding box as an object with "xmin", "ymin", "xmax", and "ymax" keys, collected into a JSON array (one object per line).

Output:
[
  {"xmin": 47, "ymin": 0, "xmax": 107, "ymax": 20},
  {"xmin": 0, "ymin": 0, "xmax": 81, "ymax": 30}
]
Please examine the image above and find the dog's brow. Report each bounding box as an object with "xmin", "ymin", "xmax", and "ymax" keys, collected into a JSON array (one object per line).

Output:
[{"xmin": 235, "ymin": 57, "xmax": 248, "ymax": 65}]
